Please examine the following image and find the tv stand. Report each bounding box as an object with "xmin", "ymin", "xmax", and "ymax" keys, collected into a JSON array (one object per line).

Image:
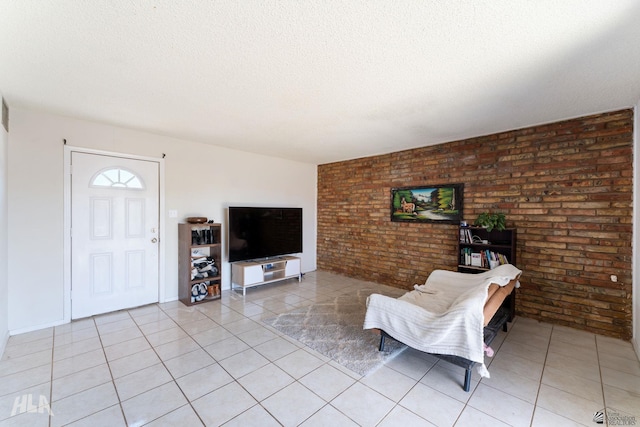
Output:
[{"xmin": 231, "ymin": 256, "xmax": 301, "ymax": 296}]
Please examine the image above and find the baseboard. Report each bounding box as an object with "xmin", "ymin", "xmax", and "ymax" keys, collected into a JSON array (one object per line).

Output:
[
  {"xmin": 9, "ymin": 319, "xmax": 66, "ymax": 336},
  {"xmin": 633, "ymin": 337, "xmax": 640, "ymax": 362},
  {"xmin": 0, "ymin": 328, "xmax": 9, "ymax": 360}
]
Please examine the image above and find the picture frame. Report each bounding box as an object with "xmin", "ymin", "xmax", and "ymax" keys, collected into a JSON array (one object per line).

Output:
[{"xmin": 391, "ymin": 183, "xmax": 464, "ymax": 224}]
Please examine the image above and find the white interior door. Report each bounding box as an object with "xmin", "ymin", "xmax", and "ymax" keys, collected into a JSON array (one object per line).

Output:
[{"xmin": 71, "ymin": 152, "xmax": 160, "ymax": 319}]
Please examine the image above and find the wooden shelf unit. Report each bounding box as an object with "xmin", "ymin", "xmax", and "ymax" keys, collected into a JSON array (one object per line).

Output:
[
  {"xmin": 178, "ymin": 222, "xmax": 222, "ymax": 305},
  {"xmin": 458, "ymin": 226, "xmax": 517, "ymax": 320}
]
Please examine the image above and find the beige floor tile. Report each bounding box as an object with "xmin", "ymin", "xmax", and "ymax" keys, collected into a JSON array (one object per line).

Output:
[
  {"xmin": 53, "ymin": 337, "xmax": 102, "ymax": 361},
  {"xmin": 51, "ymin": 363, "xmax": 112, "ymax": 402},
  {"xmin": 385, "ymin": 347, "xmax": 436, "ymax": 380},
  {"xmin": 488, "ymin": 349, "xmax": 544, "ymax": 382},
  {"xmin": 377, "ymin": 405, "xmax": 435, "ymax": 427},
  {"xmin": 253, "ymin": 336, "xmax": 299, "ymax": 361},
  {"xmin": 153, "ymin": 336, "xmax": 200, "ymax": 361},
  {"xmin": 541, "ymin": 365, "xmax": 603, "ymax": 404},
  {"xmin": 0, "ymin": 364, "xmax": 51, "ymax": 398},
  {"xmin": 299, "ymin": 364, "xmax": 356, "ymax": 401},
  {"xmin": 271, "ymin": 347, "xmax": 325, "ymax": 379},
  {"xmin": 50, "ymin": 382, "xmax": 119, "ymax": 427},
  {"xmin": 191, "ymin": 326, "xmax": 234, "ymax": 347},
  {"xmin": 64, "ymin": 404, "xmax": 126, "ymax": 427},
  {"xmin": 51, "ymin": 348, "xmax": 106, "ymax": 379},
  {"xmin": 222, "ymin": 404, "xmax": 281, "ymax": 427},
  {"xmin": 93, "ymin": 311, "xmax": 131, "ymax": 326},
  {"xmin": 144, "ymin": 327, "xmax": 189, "ymax": 347},
  {"xmin": 504, "ymin": 329, "xmax": 550, "ymax": 350},
  {"xmin": 108, "ymin": 348, "xmax": 160, "ymax": 379},
  {"xmin": 137, "ymin": 318, "xmax": 178, "ymax": 335},
  {"xmin": 5, "ymin": 328, "xmax": 53, "ymax": 346},
  {"xmin": 53, "ymin": 327, "xmax": 99, "ymax": 348},
  {"xmin": 361, "ymin": 365, "xmax": 418, "ymax": 402},
  {"xmin": 222, "ymin": 318, "xmax": 261, "ymax": 335},
  {"xmin": 456, "ymin": 405, "xmax": 511, "ymax": 427},
  {"xmin": 536, "ymin": 383, "xmax": 604, "ymax": 426},
  {"xmin": 300, "ymin": 404, "xmax": 361, "ymax": 427},
  {"xmin": 497, "ymin": 339, "xmax": 548, "ymax": 364},
  {"xmin": 102, "ymin": 337, "xmax": 150, "ymax": 362},
  {"xmin": 543, "ymin": 351, "xmax": 600, "ymax": 382},
  {"xmin": 0, "ymin": 348, "xmax": 52, "ymax": 377},
  {"xmin": 98, "ymin": 326, "xmax": 143, "ymax": 347},
  {"xmin": 163, "ymin": 348, "xmax": 215, "ymax": 379},
  {"xmin": 598, "ymin": 351, "xmax": 640, "ymax": 376},
  {"xmin": 400, "ymin": 382, "xmax": 465, "ymax": 427},
  {"xmin": 0, "ymin": 410, "xmax": 51, "ymax": 427},
  {"xmin": 467, "ymin": 383, "xmax": 534, "ymax": 427},
  {"xmin": 236, "ymin": 326, "xmax": 279, "ymax": 347},
  {"xmin": 262, "ymin": 382, "xmax": 327, "ymax": 426},
  {"xmin": 121, "ymin": 382, "xmax": 187, "ymax": 426},
  {"xmin": 420, "ymin": 363, "xmax": 479, "ymax": 402},
  {"xmin": 143, "ymin": 404, "xmax": 204, "ymax": 427},
  {"xmin": 237, "ymin": 363, "xmax": 294, "ymax": 402},
  {"xmin": 54, "ymin": 318, "xmax": 95, "ymax": 335},
  {"xmin": 131, "ymin": 310, "xmax": 171, "ymax": 326},
  {"xmin": 218, "ymin": 348, "xmax": 270, "ymax": 379},
  {"xmin": 601, "ymin": 367, "xmax": 640, "ymax": 394},
  {"xmin": 176, "ymin": 363, "xmax": 234, "ymax": 401},
  {"xmin": 96, "ymin": 318, "xmax": 137, "ymax": 336},
  {"xmin": 531, "ymin": 407, "xmax": 588, "ymax": 427},
  {"xmin": 192, "ymin": 382, "xmax": 257, "ymax": 426},
  {"xmin": 480, "ymin": 363, "xmax": 540, "ymax": 404},
  {"xmin": 203, "ymin": 336, "xmax": 250, "ymax": 361},
  {"xmin": 603, "ymin": 384, "xmax": 640, "ymax": 417},
  {"xmin": 551, "ymin": 327, "xmax": 596, "ymax": 349},
  {"xmin": 547, "ymin": 338, "xmax": 598, "ymax": 364},
  {"xmin": 0, "ymin": 381, "xmax": 51, "ymax": 422},
  {"xmin": 179, "ymin": 318, "xmax": 219, "ymax": 335},
  {"xmin": 113, "ymin": 363, "xmax": 173, "ymax": 401},
  {"xmin": 3, "ymin": 337, "xmax": 53, "ymax": 360}
]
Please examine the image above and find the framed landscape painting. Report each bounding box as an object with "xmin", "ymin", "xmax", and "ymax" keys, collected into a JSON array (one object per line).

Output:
[{"xmin": 391, "ymin": 183, "xmax": 463, "ymax": 224}]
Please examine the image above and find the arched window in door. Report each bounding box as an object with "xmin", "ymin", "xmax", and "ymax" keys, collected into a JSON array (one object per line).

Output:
[{"xmin": 90, "ymin": 167, "xmax": 145, "ymax": 189}]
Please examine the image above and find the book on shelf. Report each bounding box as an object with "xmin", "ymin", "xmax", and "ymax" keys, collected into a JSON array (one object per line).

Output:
[
  {"xmin": 460, "ymin": 247, "xmax": 509, "ymax": 269},
  {"xmin": 459, "ymin": 228, "xmax": 473, "ymax": 244}
]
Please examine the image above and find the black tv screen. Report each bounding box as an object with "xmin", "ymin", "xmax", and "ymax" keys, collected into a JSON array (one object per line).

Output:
[{"xmin": 228, "ymin": 207, "xmax": 303, "ymax": 262}]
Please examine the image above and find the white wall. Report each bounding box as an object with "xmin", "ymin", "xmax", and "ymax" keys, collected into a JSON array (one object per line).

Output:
[
  {"xmin": 8, "ymin": 107, "xmax": 317, "ymax": 333},
  {"xmin": 0, "ymin": 93, "xmax": 9, "ymax": 355},
  {"xmin": 634, "ymin": 102, "xmax": 639, "ymax": 357}
]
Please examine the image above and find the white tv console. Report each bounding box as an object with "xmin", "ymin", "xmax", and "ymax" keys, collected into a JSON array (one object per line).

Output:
[{"xmin": 231, "ymin": 256, "xmax": 301, "ymax": 296}]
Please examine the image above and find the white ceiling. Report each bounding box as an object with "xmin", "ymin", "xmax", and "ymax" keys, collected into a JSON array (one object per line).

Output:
[{"xmin": 1, "ymin": 1, "xmax": 640, "ymax": 165}]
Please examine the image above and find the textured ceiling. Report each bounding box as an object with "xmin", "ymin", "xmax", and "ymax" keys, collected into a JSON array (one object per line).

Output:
[{"xmin": 1, "ymin": 1, "xmax": 639, "ymax": 165}]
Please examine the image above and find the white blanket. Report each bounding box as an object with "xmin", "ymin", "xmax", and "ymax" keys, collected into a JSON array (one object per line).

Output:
[{"xmin": 363, "ymin": 264, "xmax": 522, "ymax": 377}]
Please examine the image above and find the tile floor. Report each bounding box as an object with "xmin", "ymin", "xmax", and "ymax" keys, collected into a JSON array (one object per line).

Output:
[{"xmin": 1, "ymin": 270, "xmax": 639, "ymax": 426}]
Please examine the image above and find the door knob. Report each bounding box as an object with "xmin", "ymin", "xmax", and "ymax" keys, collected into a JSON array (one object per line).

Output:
[{"xmin": 151, "ymin": 238, "xmax": 158, "ymax": 243}]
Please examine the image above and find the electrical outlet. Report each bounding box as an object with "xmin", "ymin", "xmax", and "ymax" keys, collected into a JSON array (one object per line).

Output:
[{"xmin": 168, "ymin": 210, "xmax": 178, "ymax": 218}]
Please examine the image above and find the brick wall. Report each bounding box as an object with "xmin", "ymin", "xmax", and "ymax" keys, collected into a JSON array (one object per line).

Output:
[{"xmin": 317, "ymin": 109, "xmax": 633, "ymax": 340}]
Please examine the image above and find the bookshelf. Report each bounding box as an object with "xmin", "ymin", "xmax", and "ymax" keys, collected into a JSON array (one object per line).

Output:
[
  {"xmin": 458, "ymin": 227, "xmax": 516, "ymax": 272},
  {"xmin": 458, "ymin": 226, "xmax": 517, "ymax": 321}
]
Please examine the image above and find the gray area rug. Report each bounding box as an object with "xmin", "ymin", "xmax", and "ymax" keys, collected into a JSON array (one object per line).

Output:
[{"xmin": 263, "ymin": 284, "xmax": 407, "ymax": 376}]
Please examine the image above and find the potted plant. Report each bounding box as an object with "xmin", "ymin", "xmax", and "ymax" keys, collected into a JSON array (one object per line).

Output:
[{"xmin": 474, "ymin": 212, "xmax": 506, "ymax": 232}]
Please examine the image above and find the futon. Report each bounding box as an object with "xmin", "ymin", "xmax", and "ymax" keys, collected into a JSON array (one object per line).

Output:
[{"xmin": 363, "ymin": 264, "xmax": 521, "ymax": 391}]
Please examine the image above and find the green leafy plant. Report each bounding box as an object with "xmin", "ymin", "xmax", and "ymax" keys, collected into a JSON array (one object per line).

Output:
[{"xmin": 474, "ymin": 212, "xmax": 506, "ymax": 232}]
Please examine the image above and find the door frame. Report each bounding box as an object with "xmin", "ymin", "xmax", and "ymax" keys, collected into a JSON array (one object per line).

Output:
[{"xmin": 63, "ymin": 146, "xmax": 166, "ymax": 323}]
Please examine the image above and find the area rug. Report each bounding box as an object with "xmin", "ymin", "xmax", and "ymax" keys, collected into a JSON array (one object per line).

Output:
[{"xmin": 262, "ymin": 284, "xmax": 407, "ymax": 376}]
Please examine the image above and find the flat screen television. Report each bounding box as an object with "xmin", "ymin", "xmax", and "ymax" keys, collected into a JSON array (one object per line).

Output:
[{"xmin": 228, "ymin": 207, "xmax": 303, "ymax": 262}]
